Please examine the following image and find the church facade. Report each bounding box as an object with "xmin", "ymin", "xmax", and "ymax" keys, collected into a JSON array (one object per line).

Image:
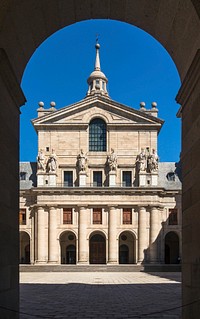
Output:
[{"xmin": 19, "ymin": 43, "xmax": 181, "ymax": 265}]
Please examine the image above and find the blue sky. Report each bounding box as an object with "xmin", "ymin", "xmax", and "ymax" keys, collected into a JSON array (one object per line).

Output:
[{"xmin": 20, "ymin": 19, "xmax": 181, "ymax": 162}]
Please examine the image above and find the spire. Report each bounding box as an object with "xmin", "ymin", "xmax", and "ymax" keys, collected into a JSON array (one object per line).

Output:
[
  {"xmin": 94, "ymin": 43, "xmax": 101, "ymax": 71},
  {"xmin": 86, "ymin": 42, "xmax": 109, "ymax": 97}
]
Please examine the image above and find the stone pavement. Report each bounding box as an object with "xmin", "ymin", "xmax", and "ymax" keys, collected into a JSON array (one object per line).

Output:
[{"xmin": 20, "ymin": 272, "xmax": 181, "ymax": 319}]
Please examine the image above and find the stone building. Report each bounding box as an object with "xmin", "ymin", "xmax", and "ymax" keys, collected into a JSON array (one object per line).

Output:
[{"xmin": 19, "ymin": 43, "xmax": 181, "ymax": 265}]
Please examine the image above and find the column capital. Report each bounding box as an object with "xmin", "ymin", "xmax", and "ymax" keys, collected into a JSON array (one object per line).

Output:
[
  {"xmin": 108, "ymin": 206, "xmax": 116, "ymax": 211},
  {"xmin": 37, "ymin": 206, "xmax": 44, "ymax": 211},
  {"xmin": 78, "ymin": 206, "xmax": 87, "ymax": 211}
]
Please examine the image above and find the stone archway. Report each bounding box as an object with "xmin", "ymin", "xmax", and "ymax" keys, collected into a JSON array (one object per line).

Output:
[
  {"xmin": 60, "ymin": 231, "xmax": 77, "ymax": 264},
  {"xmin": 0, "ymin": 2, "xmax": 199, "ymax": 318},
  {"xmin": 119, "ymin": 231, "xmax": 136, "ymax": 264},
  {"xmin": 19, "ymin": 231, "xmax": 30, "ymax": 264},
  {"xmin": 165, "ymin": 232, "xmax": 180, "ymax": 264},
  {"xmin": 89, "ymin": 232, "xmax": 106, "ymax": 264}
]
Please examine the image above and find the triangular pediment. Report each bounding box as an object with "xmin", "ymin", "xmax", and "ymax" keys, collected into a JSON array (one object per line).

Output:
[{"xmin": 32, "ymin": 96, "xmax": 164, "ymax": 130}]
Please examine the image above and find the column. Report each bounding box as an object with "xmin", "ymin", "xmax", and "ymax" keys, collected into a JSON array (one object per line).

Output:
[
  {"xmin": 78, "ymin": 206, "xmax": 88, "ymax": 264},
  {"xmin": 108, "ymin": 206, "xmax": 118, "ymax": 264},
  {"xmin": 48, "ymin": 207, "xmax": 58, "ymax": 263},
  {"xmin": 30, "ymin": 210, "xmax": 35, "ymax": 264},
  {"xmin": 37, "ymin": 207, "xmax": 48, "ymax": 263},
  {"xmin": 149, "ymin": 206, "xmax": 158, "ymax": 263},
  {"xmin": 138, "ymin": 206, "xmax": 147, "ymax": 263}
]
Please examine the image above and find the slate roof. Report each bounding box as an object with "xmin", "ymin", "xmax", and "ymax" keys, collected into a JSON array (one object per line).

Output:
[
  {"xmin": 19, "ymin": 161, "xmax": 181, "ymax": 191},
  {"xmin": 19, "ymin": 162, "xmax": 37, "ymax": 189}
]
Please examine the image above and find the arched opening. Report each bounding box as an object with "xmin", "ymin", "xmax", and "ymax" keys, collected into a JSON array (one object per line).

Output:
[
  {"xmin": 19, "ymin": 231, "xmax": 30, "ymax": 264},
  {"xmin": 89, "ymin": 118, "xmax": 107, "ymax": 152},
  {"xmin": 119, "ymin": 231, "xmax": 136, "ymax": 264},
  {"xmin": 89, "ymin": 233, "xmax": 106, "ymax": 264},
  {"xmin": 165, "ymin": 231, "xmax": 179, "ymax": 264},
  {"xmin": 60, "ymin": 231, "xmax": 76, "ymax": 264},
  {"xmin": 0, "ymin": 3, "xmax": 198, "ymax": 317}
]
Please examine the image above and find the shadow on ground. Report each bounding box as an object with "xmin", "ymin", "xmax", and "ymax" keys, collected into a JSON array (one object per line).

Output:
[
  {"xmin": 20, "ymin": 282, "xmax": 181, "ymax": 319},
  {"xmin": 143, "ymin": 271, "xmax": 182, "ymax": 282}
]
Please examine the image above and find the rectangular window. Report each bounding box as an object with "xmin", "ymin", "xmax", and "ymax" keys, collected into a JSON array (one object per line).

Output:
[
  {"xmin": 123, "ymin": 208, "xmax": 132, "ymax": 224},
  {"xmin": 122, "ymin": 171, "xmax": 132, "ymax": 187},
  {"xmin": 169, "ymin": 209, "xmax": 178, "ymax": 225},
  {"xmin": 19, "ymin": 209, "xmax": 26, "ymax": 225},
  {"xmin": 20, "ymin": 172, "xmax": 27, "ymax": 181},
  {"xmin": 93, "ymin": 171, "xmax": 102, "ymax": 187},
  {"xmin": 63, "ymin": 208, "xmax": 73, "ymax": 224},
  {"xmin": 93, "ymin": 208, "xmax": 102, "ymax": 224},
  {"xmin": 64, "ymin": 171, "xmax": 73, "ymax": 187}
]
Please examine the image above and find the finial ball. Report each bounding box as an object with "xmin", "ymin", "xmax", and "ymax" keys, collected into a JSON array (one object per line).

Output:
[
  {"xmin": 50, "ymin": 101, "xmax": 56, "ymax": 107},
  {"xmin": 151, "ymin": 102, "xmax": 157, "ymax": 108},
  {"xmin": 95, "ymin": 43, "xmax": 100, "ymax": 49},
  {"xmin": 140, "ymin": 102, "xmax": 146, "ymax": 108},
  {"xmin": 38, "ymin": 101, "xmax": 44, "ymax": 107}
]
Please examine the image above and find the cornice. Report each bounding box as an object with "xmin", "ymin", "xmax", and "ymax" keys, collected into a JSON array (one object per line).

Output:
[
  {"xmin": 0, "ymin": 48, "xmax": 26, "ymax": 108},
  {"xmin": 176, "ymin": 49, "xmax": 200, "ymax": 117},
  {"xmin": 30, "ymin": 187, "xmax": 181, "ymax": 197}
]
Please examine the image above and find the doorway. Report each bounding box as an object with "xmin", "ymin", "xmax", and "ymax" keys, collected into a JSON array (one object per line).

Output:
[
  {"xmin": 165, "ymin": 231, "xmax": 179, "ymax": 264},
  {"xmin": 89, "ymin": 233, "xmax": 106, "ymax": 264}
]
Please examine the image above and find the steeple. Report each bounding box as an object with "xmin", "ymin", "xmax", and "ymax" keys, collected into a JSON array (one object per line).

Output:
[{"xmin": 86, "ymin": 42, "xmax": 109, "ymax": 97}]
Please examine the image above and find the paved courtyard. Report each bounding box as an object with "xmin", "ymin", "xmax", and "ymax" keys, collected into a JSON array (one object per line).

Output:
[{"xmin": 20, "ymin": 272, "xmax": 181, "ymax": 319}]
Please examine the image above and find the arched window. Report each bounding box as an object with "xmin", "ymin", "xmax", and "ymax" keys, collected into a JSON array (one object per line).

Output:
[{"xmin": 89, "ymin": 118, "xmax": 107, "ymax": 151}]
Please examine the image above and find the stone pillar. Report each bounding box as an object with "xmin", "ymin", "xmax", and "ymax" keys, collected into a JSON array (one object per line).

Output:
[
  {"xmin": 109, "ymin": 171, "xmax": 116, "ymax": 186},
  {"xmin": 139, "ymin": 172, "xmax": 146, "ymax": 186},
  {"xmin": 176, "ymin": 50, "xmax": 200, "ymax": 319},
  {"xmin": 48, "ymin": 173, "xmax": 57, "ymax": 186},
  {"xmin": 108, "ymin": 206, "xmax": 118, "ymax": 264},
  {"xmin": 0, "ymin": 48, "xmax": 26, "ymax": 318},
  {"xmin": 79, "ymin": 171, "xmax": 87, "ymax": 186},
  {"xmin": 48, "ymin": 207, "xmax": 58, "ymax": 263},
  {"xmin": 138, "ymin": 206, "xmax": 147, "ymax": 263},
  {"xmin": 37, "ymin": 207, "xmax": 48, "ymax": 263},
  {"xmin": 37, "ymin": 172, "xmax": 46, "ymax": 186},
  {"xmin": 151, "ymin": 172, "xmax": 158, "ymax": 186},
  {"xmin": 149, "ymin": 207, "xmax": 158, "ymax": 263},
  {"xmin": 78, "ymin": 206, "xmax": 88, "ymax": 264}
]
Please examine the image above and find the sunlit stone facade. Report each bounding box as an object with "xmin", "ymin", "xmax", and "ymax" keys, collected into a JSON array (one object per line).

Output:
[{"xmin": 19, "ymin": 44, "xmax": 181, "ymax": 265}]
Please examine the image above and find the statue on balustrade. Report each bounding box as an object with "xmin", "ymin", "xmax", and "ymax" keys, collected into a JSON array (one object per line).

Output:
[
  {"xmin": 107, "ymin": 148, "xmax": 117, "ymax": 171},
  {"xmin": 147, "ymin": 149, "xmax": 159, "ymax": 172},
  {"xmin": 136, "ymin": 148, "xmax": 146, "ymax": 172},
  {"xmin": 77, "ymin": 149, "xmax": 88, "ymax": 172},
  {"xmin": 37, "ymin": 149, "xmax": 45, "ymax": 171},
  {"xmin": 46, "ymin": 149, "xmax": 57, "ymax": 173}
]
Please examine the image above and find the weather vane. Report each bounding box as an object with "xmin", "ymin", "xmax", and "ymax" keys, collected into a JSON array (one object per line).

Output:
[{"xmin": 96, "ymin": 33, "xmax": 100, "ymax": 43}]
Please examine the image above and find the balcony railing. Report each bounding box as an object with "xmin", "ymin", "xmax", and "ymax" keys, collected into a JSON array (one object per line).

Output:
[{"xmin": 38, "ymin": 183, "xmax": 135, "ymax": 188}]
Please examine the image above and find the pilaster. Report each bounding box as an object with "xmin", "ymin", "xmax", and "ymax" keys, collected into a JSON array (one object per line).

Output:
[
  {"xmin": 48, "ymin": 207, "xmax": 58, "ymax": 263},
  {"xmin": 78, "ymin": 206, "xmax": 89, "ymax": 264},
  {"xmin": 138, "ymin": 206, "xmax": 147, "ymax": 263},
  {"xmin": 36, "ymin": 207, "xmax": 48, "ymax": 263},
  {"xmin": 108, "ymin": 206, "xmax": 118, "ymax": 264}
]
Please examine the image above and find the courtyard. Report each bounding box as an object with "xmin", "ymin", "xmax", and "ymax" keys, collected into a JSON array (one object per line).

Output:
[{"xmin": 20, "ymin": 271, "xmax": 181, "ymax": 319}]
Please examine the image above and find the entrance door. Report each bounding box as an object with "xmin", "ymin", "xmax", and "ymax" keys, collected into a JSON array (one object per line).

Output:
[
  {"xmin": 90, "ymin": 234, "xmax": 106, "ymax": 264},
  {"xmin": 66, "ymin": 245, "xmax": 76, "ymax": 264},
  {"xmin": 119, "ymin": 244, "xmax": 129, "ymax": 264},
  {"xmin": 165, "ymin": 232, "xmax": 179, "ymax": 264}
]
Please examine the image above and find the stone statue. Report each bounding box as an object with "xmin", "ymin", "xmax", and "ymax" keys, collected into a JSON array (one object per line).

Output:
[
  {"xmin": 37, "ymin": 149, "xmax": 45, "ymax": 171},
  {"xmin": 107, "ymin": 148, "xmax": 117, "ymax": 171},
  {"xmin": 46, "ymin": 149, "xmax": 57, "ymax": 173},
  {"xmin": 77, "ymin": 149, "xmax": 88, "ymax": 172},
  {"xmin": 136, "ymin": 148, "xmax": 146, "ymax": 171},
  {"xmin": 147, "ymin": 149, "xmax": 159, "ymax": 172}
]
